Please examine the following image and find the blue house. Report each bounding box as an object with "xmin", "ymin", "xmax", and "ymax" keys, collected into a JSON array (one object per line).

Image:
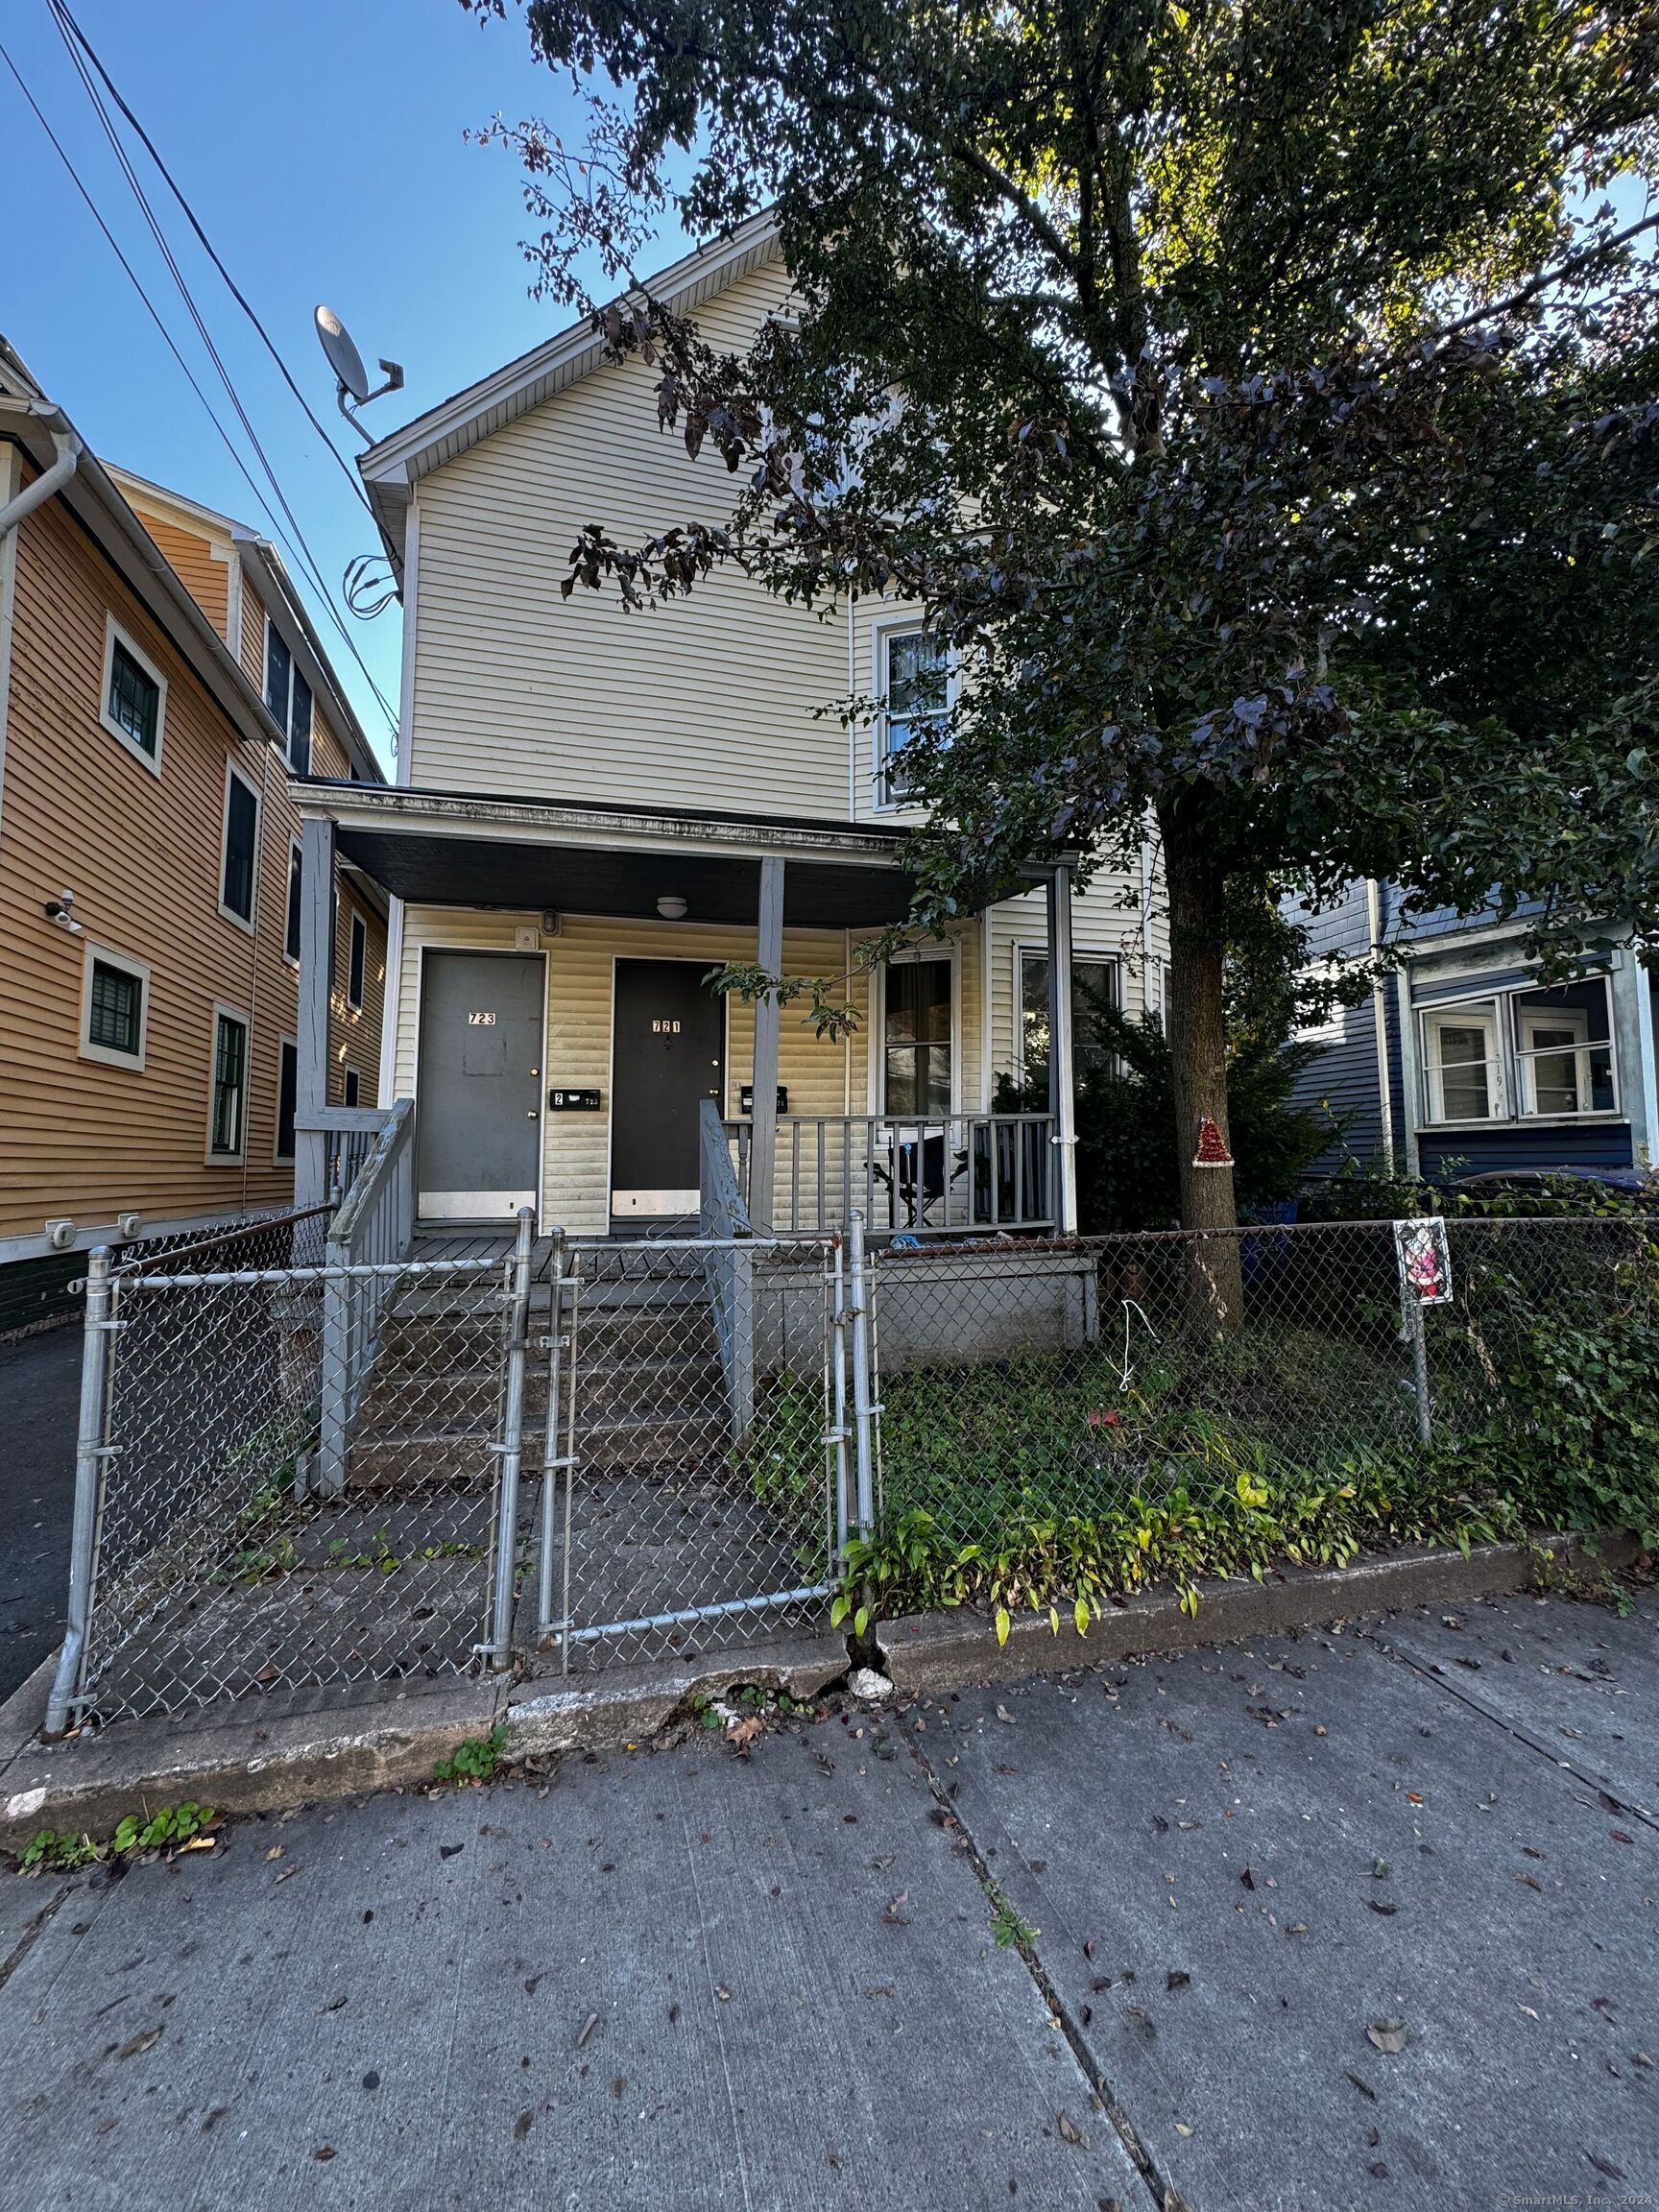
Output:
[{"xmin": 1286, "ymin": 881, "xmax": 1658, "ymax": 1188}]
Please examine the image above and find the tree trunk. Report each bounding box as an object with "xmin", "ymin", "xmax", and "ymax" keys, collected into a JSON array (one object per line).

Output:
[{"xmin": 1158, "ymin": 799, "xmax": 1243, "ymax": 1333}]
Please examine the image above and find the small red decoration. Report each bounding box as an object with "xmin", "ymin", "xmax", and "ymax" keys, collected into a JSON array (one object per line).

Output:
[{"xmin": 1192, "ymin": 1115, "xmax": 1234, "ymax": 1168}]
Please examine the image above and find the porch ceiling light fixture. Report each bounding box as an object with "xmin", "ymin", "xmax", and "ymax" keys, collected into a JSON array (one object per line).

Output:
[{"xmin": 656, "ymin": 895, "xmax": 688, "ymax": 920}]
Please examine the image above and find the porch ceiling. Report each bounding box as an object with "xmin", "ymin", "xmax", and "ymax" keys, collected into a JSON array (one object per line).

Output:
[{"xmin": 332, "ymin": 825, "xmax": 920, "ymax": 928}]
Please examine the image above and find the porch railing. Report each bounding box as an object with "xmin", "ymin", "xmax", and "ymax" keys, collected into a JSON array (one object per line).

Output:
[
  {"xmin": 298, "ymin": 1104, "xmax": 396, "ymax": 1211},
  {"xmin": 318, "ymin": 1096, "xmax": 416, "ymax": 1491},
  {"xmin": 723, "ymin": 1113, "xmax": 1057, "ymax": 1237}
]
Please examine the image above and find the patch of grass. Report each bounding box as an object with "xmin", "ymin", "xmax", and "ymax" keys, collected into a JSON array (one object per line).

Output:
[{"xmin": 433, "ymin": 1725, "xmax": 507, "ymax": 1786}]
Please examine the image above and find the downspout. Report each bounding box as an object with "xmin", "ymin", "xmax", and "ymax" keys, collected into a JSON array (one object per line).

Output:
[
  {"xmin": 0, "ymin": 424, "xmax": 82, "ymax": 541},
  {"xmin": 1366, "ymin": 878, "xmax": 1396, "ymax": 1171}
]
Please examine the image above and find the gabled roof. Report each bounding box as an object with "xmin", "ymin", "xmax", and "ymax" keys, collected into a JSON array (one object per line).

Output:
[
  {"xmin": 356, "ymin": 209, "xmax": 782, "ymax": 567},
  {"xmin": 105, "ymin": 462, "xmax": 384, "ymax": 785}
]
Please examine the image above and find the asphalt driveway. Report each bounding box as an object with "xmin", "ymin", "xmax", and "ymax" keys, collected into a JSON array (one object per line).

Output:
[
  {"xmin": 1, "ymin": 1586, "xmax": 1654, "ymax": 2210},
  {"xmin": 0, "ymin": 1325, "xmax": 80, "ymax": 1702}
]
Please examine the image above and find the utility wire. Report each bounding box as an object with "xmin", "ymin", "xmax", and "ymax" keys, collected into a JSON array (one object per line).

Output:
[
  {"xmin": 0, "ymin": 26, "xmax": 397, "ymax": 735},
  {"xmin": 47, "ymin": 0, "xmax": 373, "ymax": 516},
  {"xmin": 38, "ymin": 9, "xmax": 397, "ymax": 731}
]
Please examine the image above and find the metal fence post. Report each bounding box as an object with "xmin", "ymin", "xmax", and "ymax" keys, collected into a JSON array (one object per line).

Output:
[
  {"xmin": 535, "ymin": 1226, "xmax": 568, "ymax": 1652},
  {"xmin": 846, "ymin": 1210, "xmax": 877, "ymax": 1538},
  {"xmin": 488, "ymin": 1207, "xmax": 536, "ymax": 1670},
  {"xmin": 829, "ymin": 1232, "xmax": 852, "ymax": 1559},
  {"xmin": 44, "ymin": 1247, "xmax": 115, "ymax": 1736},
  {"xmin": 1406, "ymin": 1287, "xmax": 1432, "ymax": 1446},
  {"xmin": 317, "ymin": 1239, "xmax": 350, "ymax": 1497}
]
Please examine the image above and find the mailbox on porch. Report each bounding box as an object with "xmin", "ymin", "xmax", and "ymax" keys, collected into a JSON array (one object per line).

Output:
[
  {"xmin": 739, "ymin": 1084, "xmax": 787, "ymax": 1116},
  {"xmin": 548, "ymin": 1088, "xmax": 602, "ymax": 1111}
]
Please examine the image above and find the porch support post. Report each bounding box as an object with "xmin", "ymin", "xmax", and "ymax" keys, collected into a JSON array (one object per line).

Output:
[
  {"xmin": 296, "ymin": 811, "xmax": 335, "ymax": 1213},
  {"xmin": 751, "ymin": 856, "xmax": 785, "ymax": 1231},
  {"xmin": 1046, "ymin": 861, "xmax": 1077, "ymax": 1235}
]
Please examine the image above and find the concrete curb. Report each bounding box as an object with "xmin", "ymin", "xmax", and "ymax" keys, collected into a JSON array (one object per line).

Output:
[
  {"xmin": 504, "ymin": 1634, "xmax": 849, "ymax": 1759},
  {"xmin": 2, "ymin": 1533, "xmax": 1635, "ymax": 1850},
  {"xmin": 879, "ymin": 1527, "xmax": 1642, "ymax": 1694}
]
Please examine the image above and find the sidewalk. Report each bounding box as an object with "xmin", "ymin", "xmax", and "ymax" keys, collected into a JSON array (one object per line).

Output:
[{"xmin": 2, "ymin": 1587, "xmax": 1654, "ymax": 2210}]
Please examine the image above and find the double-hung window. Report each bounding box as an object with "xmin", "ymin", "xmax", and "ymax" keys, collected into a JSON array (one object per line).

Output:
[
  {"xmin": 80, "ymin": 944, "xmax": 149, "ymax": 1070},
  {"xmin": 100, "ymin": 617, "xmax": 165, "ymax": 771},
  {"xmin": 209, "ymin": 1007, "xmax": 250, "ymax": 1161},
  {"xmin": 1018, "ymin": 950, "xmax": 1121, "ymax": 1102},
  {"xmin": 882, "ymin": 957, "xmax": 952, "ymax": 1117},
  {"xmin": 264, "ymin": 621, "xmax": 313, "ymax": 774},
  {"xmin": 220, "ymin": 765, "xmax": 259, "ymax": 928},
  {"xmin": 1419, "ymin": 977, "xmax": 1617, "ymax": 1125},
  {"xmin": 877, "ymin": 629, "xmax": 948, "ymax": 806}
]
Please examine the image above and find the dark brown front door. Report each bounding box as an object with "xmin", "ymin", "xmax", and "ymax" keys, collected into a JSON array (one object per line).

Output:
[{"xmin": 610, "ymin": 959, "xmax": 724, "ymax": 1226}]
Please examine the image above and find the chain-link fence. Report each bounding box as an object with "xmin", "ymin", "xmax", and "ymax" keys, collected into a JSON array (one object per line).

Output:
[
  {"xmin": 48, "ymin": 1214, "xmax": 519, "ymax": 1728},
  {"xmin": 534, "ymin": 1236, "xmax": 847, "ymax": 1672}
]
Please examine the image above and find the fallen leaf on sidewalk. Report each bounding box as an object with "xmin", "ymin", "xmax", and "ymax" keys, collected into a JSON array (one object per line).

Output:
[
  {"xmin": 1056, "ymin": 2112, "xmax": 1085, "ymax": 2146},
  {"xmin": 1366, "ymin": 2019, "xmax": 1408, "ymax": 2055},
  {"xmin": 715, "ymin": 1985, "xmax": 733, "ymax": 2002},
  {"xmin": 1367, "ymin": 1901, "xmax": 1398, "ymax": 1917},
  {"xmin": 727, "ymin": 1717, "xmax": 763, "ymax": 1755},
  {"xmin": 266, "ymin": 1846, "xmax": 283, "ymax": 1862},
  {"xmin": 116, "ymin": 2027, "xmax": 162, "ymax": 2060},
  {"xmin": 275, "ymin": 1865, "xmax": 299, "ymax": 1884},
  {"xmin": 1166, "ymin": 1971, "xmax": 1190, "ymax": 1992},
  {"xmin": 575, "ymin": 2012, "xmax": 599, "ymax": 2049},
  {"xmin": 1586, "ymin": 2151, "xmax": 1626, "ymax": 2182},
  {"xmin": 1239, "ymin": 1868, "xmax": 1256, "ymax": 1891},
  {"xmin": 996, "ymin": 1705, "xmax": 1017, "ymax": 1724},
  {"xmin": 514, "ymin": 2111, "xmax": 533, "ymax": 2140}
]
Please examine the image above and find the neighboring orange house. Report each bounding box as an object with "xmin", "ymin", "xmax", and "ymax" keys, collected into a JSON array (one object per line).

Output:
[{"xmin": 0, "ymin": 337, "xmax": 388, "ymax": 1326}]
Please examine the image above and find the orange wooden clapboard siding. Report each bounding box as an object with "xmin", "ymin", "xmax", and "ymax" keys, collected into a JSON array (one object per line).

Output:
[
  {"xmin": 133, "ymin": 513, "xmax": 230, "ymax": 642},
  {"xmin": 0, "ymin": 480, "xmax": 302, "ymax": 1238}
]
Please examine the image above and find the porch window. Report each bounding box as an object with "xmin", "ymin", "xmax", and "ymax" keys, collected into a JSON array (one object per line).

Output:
[
  {"xmin": 883, "ymin": 958, "xmax": 952, "ymax": 1115},
  {"xmin": 276, "ymin": 1038, "xmax": 298, "ymax": 1161},
  {"xmin": 1019, "ymin": 950, "xmax": 1120, "ymax": 1099},
  {"xmin": 209, "ymin": 1009, "xmax": 249, "ymax": 1160},
  {"xmin": 1422, "ymin": 1002, "xmax": 1502, "ymax": 1122},
  {"xmin": 284, "ymin": 841, "xmax": 302, "ymax": 962},
  {"xmin": 878, "ymin": 630, "xmax": 948, "ymax": 805},
  {"xmin": 347, "ymin": 909, "xmax": 367, "ymax": 1009},
  {"xmin": 1513, "ymin": 981, "xmax": 1616, "ymax": 1117}
]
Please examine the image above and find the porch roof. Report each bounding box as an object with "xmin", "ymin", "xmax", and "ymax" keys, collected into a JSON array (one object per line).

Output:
[{"xmin": 292, "ymin": 777, "xmax": 922, "ymax": 928}]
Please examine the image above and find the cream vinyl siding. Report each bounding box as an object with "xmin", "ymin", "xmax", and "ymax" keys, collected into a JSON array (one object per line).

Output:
[
  {"xmin": 394, "ymin": 906, "xmax": 997, "ymax": 1234},
  {"xmin": 407, "ymin": 261, "xmax": 849, "ymax": 817},
  {"xmin": 984, "ymin": 878, "xmax": 1164, "ymax": 1093}
]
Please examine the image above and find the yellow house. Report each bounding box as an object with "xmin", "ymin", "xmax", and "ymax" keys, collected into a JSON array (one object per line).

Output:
[
  {"xmin": 0, "ymin": 338, "xmax": 388, "ymax": 1318},
  {"xmin": 295, "ymin": 214, "xmax": 1166, "ymax": 1244}
]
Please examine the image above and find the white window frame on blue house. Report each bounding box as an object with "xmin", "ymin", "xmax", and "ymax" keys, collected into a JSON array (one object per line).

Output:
[{"xmin": 1417, "ymin": 974, "xmax": 1620, "ymax": 1128}]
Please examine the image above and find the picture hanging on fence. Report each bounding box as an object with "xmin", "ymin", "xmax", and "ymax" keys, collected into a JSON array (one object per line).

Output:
[
  {"xmin": 1192, "ymin": 1115, "xmax": 1234, "ymax": 1169},
  {"xmin": 1393, "ymin": 1216, "xmax": 1454, "ymax": 1306}
]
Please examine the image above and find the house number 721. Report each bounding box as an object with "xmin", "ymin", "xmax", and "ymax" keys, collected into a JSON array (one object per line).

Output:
[{"xmin": 652, "ymin": 1019, "xmax": 682, "ymax": 1034}]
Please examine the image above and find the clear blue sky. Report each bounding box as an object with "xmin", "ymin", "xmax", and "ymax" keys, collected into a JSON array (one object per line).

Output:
[{"xmin": 0, "ymin": 0, "xmax": 686, "ymax": 771}]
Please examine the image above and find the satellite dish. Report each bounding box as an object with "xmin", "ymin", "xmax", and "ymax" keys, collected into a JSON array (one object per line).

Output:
[
  {"xmin": 314, "ymin": 304, "xmax": 405, "ymax": 439},
  {"xmin": 315, "ymin": 304, "xmax": 371, "ymax": 403}
]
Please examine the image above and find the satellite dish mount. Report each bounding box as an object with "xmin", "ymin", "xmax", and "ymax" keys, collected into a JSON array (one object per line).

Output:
[{"xmin": 314, "ymin": 304, "xmax": 403, "ymax": 441}]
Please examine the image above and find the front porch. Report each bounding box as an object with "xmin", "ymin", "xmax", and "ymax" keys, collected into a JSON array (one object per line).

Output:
[{"xmin": 290, "ymin": 777, "xmax": 1082, "ymax": 1247}]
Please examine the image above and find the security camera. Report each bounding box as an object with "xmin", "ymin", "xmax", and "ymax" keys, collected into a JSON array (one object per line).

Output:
[{"xmin": 45, "ymin": 889, "xmax": 83, "ymax": 934}]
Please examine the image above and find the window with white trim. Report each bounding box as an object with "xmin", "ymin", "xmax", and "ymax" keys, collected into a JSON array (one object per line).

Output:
[
  {"xmin": 100, "ymin": 617, "xmax": 165, "ymax": 771},
  {"xmin": 881, "ymin": 955, "xmax": 952, "ymax": 1116},
  {"xmin": 209, "ymin": 1007, "xmax": 250, "ymax": 1161},
  {"xmin": 80, "ymin": 943, "xmax": 149, "ymax": 1070},
  {"xmin": 877, "ymin": 629, "xmax": 948, "ymax": 806},
  {"xmin": 1418, "ymin": 976, "xmax": 1618, "ymax": 1125},
  {"xmin": 264, "ymin": 620, "xmax": 313, "ymax": 774},
  {"xmin": 347, "ymin": 909, "xmax": 367, "ymax": 1010},
  {"xmin": 220, "ymin": 763, "xmax": 259, "ymax": 927},
  {"xmin": 1018, "ymin": 948, "xmax": 1121, "ymax": 1100}
]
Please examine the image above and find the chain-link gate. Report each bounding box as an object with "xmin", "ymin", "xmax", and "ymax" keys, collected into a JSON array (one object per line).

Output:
[
  {"xmin": 531, "ymin": 1235, "xmax": 851, "ymax": 1671},
  {"xmin": 45, "ymin": 1218, "xmax": 526, "ymax": 1730}
]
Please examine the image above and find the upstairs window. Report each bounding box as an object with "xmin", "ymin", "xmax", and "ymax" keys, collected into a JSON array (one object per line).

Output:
[
  {"xmin": 220, "ymin": 765, "xmax": 259, "ymax": 928},
  {"xmin": 877, "ymin": 630, "xmax": 948, "ymax": 806},
  {"xmin": 101, "ymin": 617, "xmax": 165, "ymax": 771},
  {"xmin": 264, "ymin": 620, "xmax": 312, "ymax": 773}
]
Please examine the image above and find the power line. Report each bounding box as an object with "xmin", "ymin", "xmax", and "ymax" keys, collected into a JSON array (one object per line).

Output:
[
  {"xmin": 47, "ymin": 0, "xmax": 373, "ymax": 517},
  {"xmin": 0, "ymin": 25, "xmax": 397, "ymax": 735},
  {"xmin": 37, "ymin": 7, "xmax": 397, "ymax": 732}
]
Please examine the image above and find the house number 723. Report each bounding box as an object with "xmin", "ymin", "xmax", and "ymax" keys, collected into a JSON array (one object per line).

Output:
[{"xmin": 467, "ymin": 1011, "xmax": 496, "ymax": 1025}]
